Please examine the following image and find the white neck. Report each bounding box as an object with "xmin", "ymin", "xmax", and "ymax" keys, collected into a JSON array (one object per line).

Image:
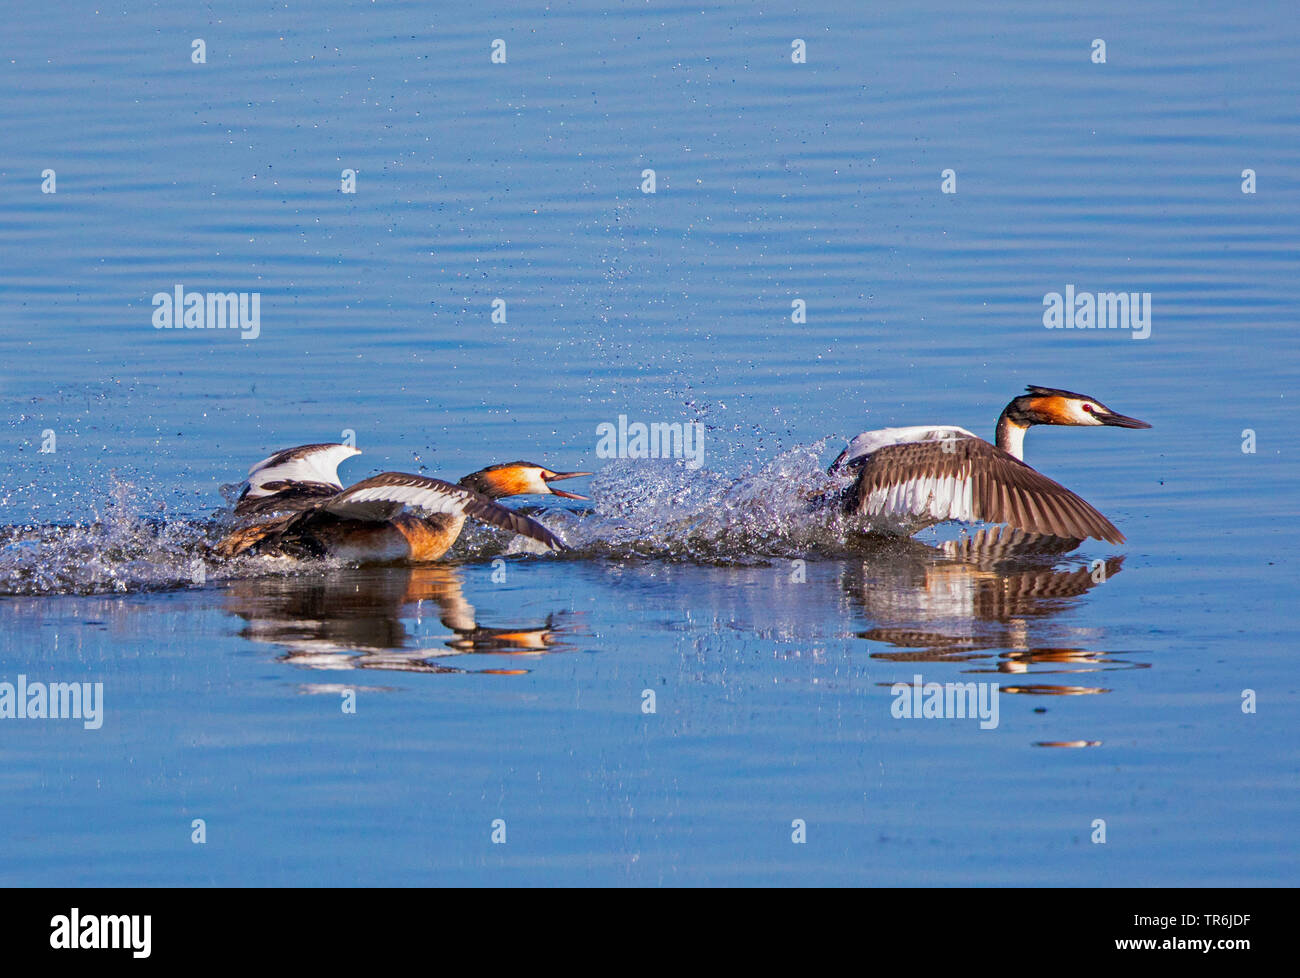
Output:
[{"xmin": 997, "ymin": 420, "xmax": 1027, "ymax": 460}]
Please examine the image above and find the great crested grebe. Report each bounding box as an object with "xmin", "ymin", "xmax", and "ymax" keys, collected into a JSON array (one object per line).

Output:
[
  {"xmin": 215, "ymin": 443, "xmax": 590, "ymax": 563},
  {"xmin": 828, "ymin": 386, "xmax": 1151, "ymax": 544}
]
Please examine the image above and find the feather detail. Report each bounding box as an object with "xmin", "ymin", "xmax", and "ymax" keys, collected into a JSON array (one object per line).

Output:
[
  {"xmin": 843, "ymin": 432, "xmax": 1124, "ymax": 544},
  {"xmin": 243, "ymin": 443, "xmax": 360, "ymax": 498},
  {"xmin": 308, "ymin": 472, "xmax": 566, "ymax": 551}
]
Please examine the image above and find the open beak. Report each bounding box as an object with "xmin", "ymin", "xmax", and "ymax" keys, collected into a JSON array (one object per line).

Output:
[
  {"xmin": 1098, "ymin": 410, "xmax": 1152, "ymax": 429},
  {"xmin": 543, "ymin": 471, "xmax": 592, "ymax": 500}
]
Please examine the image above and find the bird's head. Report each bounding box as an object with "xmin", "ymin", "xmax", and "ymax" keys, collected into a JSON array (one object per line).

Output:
[
  {"xmin": 1007, "ymin": 386, "xmax": 1152, "ymax": 429},
  {"xmin": 459, "ymin": 462, "xmax": 593, "ymax": 500}
]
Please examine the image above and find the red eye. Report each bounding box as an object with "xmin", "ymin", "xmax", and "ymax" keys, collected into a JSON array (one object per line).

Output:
[{"xmin": 1082, "ymin": 403, "xmax": 1095, "ymax": 414}]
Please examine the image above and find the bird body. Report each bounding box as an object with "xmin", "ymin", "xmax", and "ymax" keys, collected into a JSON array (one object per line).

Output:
[
  {"xmin": 216, "ymin": 444, "xmax": 589, "ymax": 562},
  {"xmin": 249, "ymin": 510, "xmax": 464, "ymax": 563},
  {"xmin": 831, "ymin": 387, "xmax": 1150, "ymax": 545}
]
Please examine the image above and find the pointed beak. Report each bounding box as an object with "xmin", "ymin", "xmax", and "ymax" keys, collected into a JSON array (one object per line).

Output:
[
  {"xmin": 1097, "ymin": 410, "xmax": 1152, "ymax": 429},
  {"xmin": 543, "ymin": 471, "xmax": 592, "ymax": 500}
]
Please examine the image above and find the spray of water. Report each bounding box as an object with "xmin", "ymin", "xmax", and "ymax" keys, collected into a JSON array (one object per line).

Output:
[{"xmin": 0, "ymin": 442, "xmax": 972, "ymax": 595}]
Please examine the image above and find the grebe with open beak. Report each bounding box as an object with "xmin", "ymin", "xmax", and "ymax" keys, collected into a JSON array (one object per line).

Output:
[
  {"xmin": 829, "ymin": 386, "xmax": 1151, "ymax": 544},
  {"xmin": 216, "ymin": 443, "xmax": 591, "ymax": 563}
]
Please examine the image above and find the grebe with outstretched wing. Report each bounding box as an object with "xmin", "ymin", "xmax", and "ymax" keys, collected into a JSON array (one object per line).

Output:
[
  {"xmin": 217, "ymin": 443, "xmax": 590, "ymax": 562},
  {"xmin": 829, "ymin": 387, "xmax": 1151, "ymax": 544}
]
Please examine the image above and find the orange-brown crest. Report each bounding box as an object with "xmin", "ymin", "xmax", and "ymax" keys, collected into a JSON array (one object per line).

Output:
[
  {"xmin": 1025, "ymin": 395, "xmax": 1071, "ymax": 424},
  {"xmin": 477, "ymin": 464, "xmax": 538, "ymax": 497}
]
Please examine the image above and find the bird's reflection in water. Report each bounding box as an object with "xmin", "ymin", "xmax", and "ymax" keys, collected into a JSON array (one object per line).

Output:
[
  {"xmin": 222, "ymin": 565, "xmax": 573, "ymax": 680},
  {"xmin": 842, "ymin": 531, "xmax": 1148, "ymax": 746}
]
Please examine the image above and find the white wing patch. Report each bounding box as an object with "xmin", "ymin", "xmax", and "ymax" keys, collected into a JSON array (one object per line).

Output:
[
  {"xmin": 325, "ymin": 480, "xmax": 469, "ymax": 522},
  {"xmin": 865, "ymin": 471, "xmax": 977, "ymax": 524},
  {"xmin": 246, "ymin": 444, "xmax": 361, "ymax": 498}
]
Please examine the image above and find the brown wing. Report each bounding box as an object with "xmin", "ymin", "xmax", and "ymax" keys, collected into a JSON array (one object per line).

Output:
[
  {"xmin": 848, "ymin": 437, "xmax": 1125, "ymax": 544},
  {"xmin": 235, "ymin": 480, "xmax": 342, "ymax": 517}
]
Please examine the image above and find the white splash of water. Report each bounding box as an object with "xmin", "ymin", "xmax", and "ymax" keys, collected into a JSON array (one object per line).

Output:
[{"xmin": 0, "ymin": 442, "xmax": 882, "ymax": 594}]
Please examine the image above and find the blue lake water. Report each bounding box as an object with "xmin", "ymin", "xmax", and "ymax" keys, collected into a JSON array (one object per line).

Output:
[{"xmin": 1, "ymin": 0, "xmax": 1297, "ymax": 885}]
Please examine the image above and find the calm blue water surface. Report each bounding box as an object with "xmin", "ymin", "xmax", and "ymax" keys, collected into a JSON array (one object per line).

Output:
[{"xmin": 1, "ymin": 0, "xmax": 1297, "ymax": 885}]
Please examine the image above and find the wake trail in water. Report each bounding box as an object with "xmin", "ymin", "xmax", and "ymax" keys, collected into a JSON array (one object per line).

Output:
[{"xmin": 0, "ymin": 442, "xmax": 940, "ymax": 596}]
